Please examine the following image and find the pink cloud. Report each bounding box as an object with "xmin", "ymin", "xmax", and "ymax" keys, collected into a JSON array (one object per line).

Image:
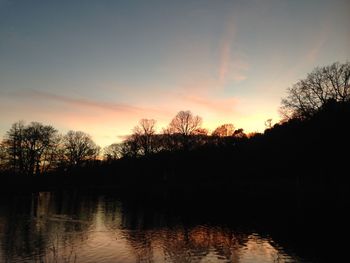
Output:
[
  {"xmin": 218, "ymin": 16, "xmax": 249, "ymax": 85},
  {"xmin": 18, "ymin": 90, "xmax": 147, "ymax": 113},
  {"xmin": 1, "ymin": 88, "xmax": 242, "ymax": 146},
  {"xmin": 181, "ymin": 94, "xmax": 238, "ymax": 114}
]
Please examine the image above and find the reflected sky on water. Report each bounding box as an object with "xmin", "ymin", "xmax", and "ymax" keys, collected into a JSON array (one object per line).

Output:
[{"xmin": 0, "ymin": 191, "xmax": 312, "ymax": 262}]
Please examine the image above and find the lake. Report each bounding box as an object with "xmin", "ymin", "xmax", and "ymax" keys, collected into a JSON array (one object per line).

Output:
[{"xmin": 0, "ymin": 189, "xmax": 342, "ymax": 262}]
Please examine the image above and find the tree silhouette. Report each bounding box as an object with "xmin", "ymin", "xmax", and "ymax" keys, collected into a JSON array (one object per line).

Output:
[
  {"xmin": 168, "ymin": 110, "xmax": 202, "ymax": 136},
  {"xmin": 0, "ymin": 142, "xmax": 6, "ymax": 172},
  {"xmin": 167, "ymin": 111, "xmax": 202, "ymax": 150},
  {"xmin": 63, "ymin": 131, "xmax": 100, "ymax": 167},
  {"xmin": 160, "ymin": 128, "xmax": 183, "ymax": 151},
  {"xmin": 212, "ymin": 124, "xmax": 235, "ymax": 137},
  {"xmin": 132, "ymin": 119, "xmax": 157, "ymax": 155},
  {"xmin": 2, "ymin": 121, "xmax": 58, "ymax": 175},
  {"xmin": 233, "ymin": 128, "xmax": 246, "ymax": 138},
  {"xmin": 3, "ymin": 121, "xmax": 25, "ymax": 174},
  {"xmin": 281, "ymin": 62, "xmax": 350, "ymax": 119},
  {"xmin": 22, "ymin": 122, "xmax": 58, "ymax": 175},
  {"xmin": 103, "ymin": 143, "xmax": 123, "ymax": 161}
]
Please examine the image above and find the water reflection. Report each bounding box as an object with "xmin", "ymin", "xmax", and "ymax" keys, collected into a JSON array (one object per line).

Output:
[{"xmin": 0, "ymin": 192, "xmax": 305, "ymax": 263}]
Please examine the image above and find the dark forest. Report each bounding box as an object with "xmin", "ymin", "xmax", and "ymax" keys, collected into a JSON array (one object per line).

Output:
[{"xmin": 0, "ymin": 62, "xmax": 349, "ymax": 206}]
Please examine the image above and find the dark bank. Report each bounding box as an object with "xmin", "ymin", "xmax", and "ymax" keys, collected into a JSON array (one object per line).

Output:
[{"xmin": 0, "ymin": 62, "xmax": 349, "ymax": 262}]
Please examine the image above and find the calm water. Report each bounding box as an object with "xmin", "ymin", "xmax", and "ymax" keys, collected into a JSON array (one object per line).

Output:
[{"xmin": 0, "ymin": 190, "xmax": 330, "ymax": 262}]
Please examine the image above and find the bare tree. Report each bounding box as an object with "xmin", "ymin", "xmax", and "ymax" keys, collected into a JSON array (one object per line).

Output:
[
  {"xmin": 120, "ymin": 135, "xmax": 141, "ymax": 158},
  {"xmin": 281, "ymin": 62, "xmax": 350, "ymax": 119},
  {"xmin": 2, "ymin": 121, "xmax": 59, "ymax": 175},
  {"xmin": 212, "ymin": 124, "xmax": 235, "ymax": 137},
  {"xmin": 63, "ymin": 131, "xmax": 100, "ymax": 167},
  {"xmin": 132, "ymin": 119, "xmax": 157, "ymax": 155},
  {"xmin": 40, "ymin": 134, "xmax": 63, "ymax": 173},
  {"xmin": 22, "ymin": 122, "xmax": 58, "ymax": 175},
  {"xmin": 168, "ymin": 111, "xmax": 202, "ymax": 136},
  {"xmin": 0, "ymin": 142, "xmax": 7, "ymax": 172},
  {"xmin": 3, "ymin": 121, "xmax": 25, "ymax": 174},
  {"xmin": 103, "ymin": 143, "xmax": 123, "ymax": 161}
]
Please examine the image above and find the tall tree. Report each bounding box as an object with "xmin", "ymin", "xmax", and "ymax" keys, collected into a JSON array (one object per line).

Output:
[
  {"xmin": 281, "ymin": 62, "xmax": 350, "ymax": 119},
  {"xmin": 2, "ymin": 121, "xmax": 58, "ymax": 175},
  {"xmin": 132, "ymin": 119, "xmax": 157, "ymax": 155},
  {"xmin": 63, "ymin": 131, "xmax": 100, "ymax": 167},
  {"xmin": 168, "ymin": 111, "xmax": 202, "ymax": 136},
  {"xmin": 3, "ymin": 121, "xmax": 25, "ymax": 174},
  {"xmin": 167, "ymin": 111, "xmax": 203, "ymax": 150},
  {"xmin": 23, "ymin": 122, "xmax": 58, "ymax": 175},
  {"xmin": 120, "ymin": 135, "xmax": 141, "ymax": 158}
]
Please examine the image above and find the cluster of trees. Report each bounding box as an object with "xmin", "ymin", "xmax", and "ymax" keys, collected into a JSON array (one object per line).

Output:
[
  {"xmin": 1, "ymin": 61, "xmax": 348, "ymax": 177},
  {"xmin": 0, "ymin": 111, "xmax": 246, "ymax": 175},
  {"xmin": 281, "ymin": 62, "xmax": 349, "ymax": 119},
  {"xmin": 102, "ymin": 61, "xmax": 350, "ymax": 163},
  {"xmin": 103, "ymin": 111, "xmax": 248, "ymax": 162},
  {"xmin": 0, "ymin": 122, "xmax": 100, "ymax": 175}
]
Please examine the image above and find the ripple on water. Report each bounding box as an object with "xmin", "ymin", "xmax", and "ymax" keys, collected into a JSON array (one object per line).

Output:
[{"xmin": 0, "ymin": 193, "xmax": 311, "ymax": 263}]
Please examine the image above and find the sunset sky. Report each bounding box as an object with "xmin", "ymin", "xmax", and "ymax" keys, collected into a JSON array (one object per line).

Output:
[{"xmin": 0, "ymin": 0, "xmax": 349, "ymax": 147}]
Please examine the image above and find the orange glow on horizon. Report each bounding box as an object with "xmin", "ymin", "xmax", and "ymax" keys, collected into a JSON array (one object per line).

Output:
[{"xmin": 0, "ymin": 88, "xmax": 280, "ymax": 147}]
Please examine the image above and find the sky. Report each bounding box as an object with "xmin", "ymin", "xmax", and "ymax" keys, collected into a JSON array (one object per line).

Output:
[{"xmin": 0, "ymin": 0, "xmax": 349, "ymax": 147}]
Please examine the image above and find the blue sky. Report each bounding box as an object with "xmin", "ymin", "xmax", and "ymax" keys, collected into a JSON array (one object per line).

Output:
[{"xmin": 0, "ymin": 0, "xmax": 349, "ymax": 146}]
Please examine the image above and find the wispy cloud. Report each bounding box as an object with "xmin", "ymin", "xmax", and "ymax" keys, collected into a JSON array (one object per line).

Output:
[
  {"xmin": 7, "ymin": 89, "xmax": 169, "ymax": 116},
  {"xmin": 218, "ymin": 16, "xmax": 249, "ymax": 85},
  {"xmin": 304, "ymin": 30, "xmax": 328, "ymax": 65},
  {"xmin": 181, "ymin": 94, "xmax": 238, "ymax": 114}
]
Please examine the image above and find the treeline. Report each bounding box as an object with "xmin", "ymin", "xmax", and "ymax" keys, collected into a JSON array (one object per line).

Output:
[
  {"xmin": 103, "ymin": 114, "xmax": 247, "ymax": 161},
  {"xmin": 0, "ymin": 110, "xmax": 248, "ymax": 176},
  {"xmin": 0, "ymin": 125, "xmax": 100, "ymax": 176},
  {"xmin": 0, "ymin": 61, "xmax": 349, "ymax": 183}
]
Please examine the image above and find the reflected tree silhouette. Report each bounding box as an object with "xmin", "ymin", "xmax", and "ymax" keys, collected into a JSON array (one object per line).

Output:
[
  {"xmin": 0, "ymin": 192, "xmax": 98, "ymax": 262},
  {"xmin": 0, "ymin": 190, "xmax": 342, "ymax": 262},
  {"xmin": 116, "ymin": 199, "xmax": 253, "ymax": 263}
]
